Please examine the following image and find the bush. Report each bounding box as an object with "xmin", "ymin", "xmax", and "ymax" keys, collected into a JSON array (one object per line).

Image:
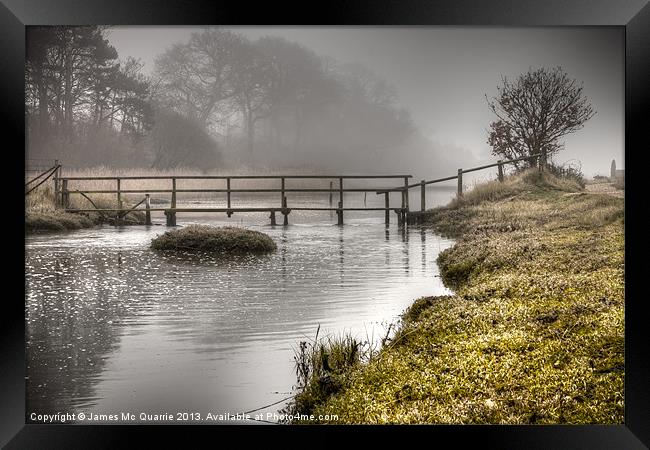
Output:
[
  {"xmin": 150, "ymin": 225, "xmax": 277, "ymax": 254},
  {"xmin": 542, "ymin": 162, "xmax": 585, "ymax": 188}
]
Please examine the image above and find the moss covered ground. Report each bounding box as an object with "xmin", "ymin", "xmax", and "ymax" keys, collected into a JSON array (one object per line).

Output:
[
  {"xmin": 290, "ymin": 170, "xmax": 624, "ymax": 424},
  {"xmin": 150, "ymin": 225, "xmax": 277, "ymax": 254}
]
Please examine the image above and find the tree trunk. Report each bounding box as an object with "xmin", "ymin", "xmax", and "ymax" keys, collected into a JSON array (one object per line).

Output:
[
  {"xmin": 63, "ymin": 49, "xmax": 74, "ymax": 140},
  {"xmin": 247, "ymin": 111, "xmax": 255, "ymax": 156}
]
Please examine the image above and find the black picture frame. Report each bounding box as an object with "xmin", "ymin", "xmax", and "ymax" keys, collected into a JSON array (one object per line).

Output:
[{"xmin": 2, "ymin": 0, "xmax": 648, "ymax": 447}]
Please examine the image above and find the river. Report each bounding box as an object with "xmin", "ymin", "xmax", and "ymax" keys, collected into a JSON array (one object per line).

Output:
[{"xmin": 25, "ymin": 188, "xmax": 456, "ymax": 424}]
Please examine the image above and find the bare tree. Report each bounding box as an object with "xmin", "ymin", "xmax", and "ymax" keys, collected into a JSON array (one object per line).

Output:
[
  {"xmin": 154, "ymin": 29, "xmax": 244, "ymax": 127},
  {"xmin": 486, "ymin": 67, "xmax": 596, "ymax": 168}
]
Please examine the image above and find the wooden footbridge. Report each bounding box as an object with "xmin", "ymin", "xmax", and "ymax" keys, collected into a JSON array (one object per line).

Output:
[
  {"xmin": 26, "ymin": 154, "xmax": 541, "ymax": 227},
  {"xmin": 55, "ymin": 174, "xmax": 414, "ymax": 226}
]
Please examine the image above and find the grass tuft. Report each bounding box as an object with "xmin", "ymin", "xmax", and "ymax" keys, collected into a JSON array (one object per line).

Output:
[{"xmin": 150, "ymin": 225, "xmax": 277, "ymax": 254}]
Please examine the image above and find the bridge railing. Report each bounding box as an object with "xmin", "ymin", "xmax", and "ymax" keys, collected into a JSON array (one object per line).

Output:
[
  {"xmin": 57, "ymin": 174, "xmax": 413, "ymax": 226},
  {"xmin": 377, "ymin": 154, "xmax": 542, "ymax": 213}
]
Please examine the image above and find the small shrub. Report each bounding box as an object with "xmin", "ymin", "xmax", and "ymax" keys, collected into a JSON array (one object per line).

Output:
[
  {"xmin": 544, "ymin": 162, "xmax": 586, "ymax": 188},
  {"xmin": 285, "ymin": 330, "xmax": 369, "ymax": 420}
]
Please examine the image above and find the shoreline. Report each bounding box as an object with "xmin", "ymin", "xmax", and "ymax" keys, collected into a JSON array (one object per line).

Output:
[
  {"xmin": 26, "ymin": 209, "xmax": 146, "ymax": 234},
  {"xmin": 288, "ymin": 170, "xmax": 624, "ymax": 424}
]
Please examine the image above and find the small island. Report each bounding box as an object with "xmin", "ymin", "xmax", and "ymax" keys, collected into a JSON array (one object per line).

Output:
[{"xmin": 150, "ymin": 225, "xmax": 277, "ymax": 254}]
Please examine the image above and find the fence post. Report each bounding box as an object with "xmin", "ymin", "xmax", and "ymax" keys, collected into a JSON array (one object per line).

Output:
[
  {"xmin": 53, "ymin": 159, "xmax": 60, "ymax": 209},
  {"xmin": 420, "ymin": 180, "xmax": 426, "ymax": 212},
  {"xmin": 338, "ymin": 177, "xmax": 344, "ymax": 225},
  {"xmin": 329, "ymin": 181, "xmax": 333, "ymax": 207},
  {"xmin": 403, "ymin": 176, "xmax": 410, "ymax": 213},
  {"xmin": 227, "ymin": 177, "xmax": 232, "ymax": 217},
  {"xmin": 497, "ymin": 161, "xmax": 504, "ymax": 182},
  {"xmin": 116, "ymin": 178, "xmax": 122, "ymax": 226},
  {"xmin": 145, "ymin": 194, "xmax": 151, "ymax": 226},
  {"xmin": 457, "ymin": 169, "xmax": 463, "ymax": 198},
  {"xmin": 384, "ymin": 192, "xmax": 390, "ymax": 226},
  {"xmin": 166, "ymin": 177, "xmax": 177, "ymax": 226},
  {"xmin": 282, "ymin": 196, "xmax": 289, "ymax": 226},
  {"xmin": 62, "ymin": 179, "xmax": 69, "ymax": 209}
]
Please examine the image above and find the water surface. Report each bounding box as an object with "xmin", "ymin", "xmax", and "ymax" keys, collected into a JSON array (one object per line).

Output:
[{"xmin": 25, "ymin": 190, "xmax": 455, "ymax": 424}]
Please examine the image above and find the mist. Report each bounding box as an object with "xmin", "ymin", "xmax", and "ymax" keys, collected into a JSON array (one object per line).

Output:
[{"xmin": 26, "ymin": 26, "xmax": 623, "ymax": 180}]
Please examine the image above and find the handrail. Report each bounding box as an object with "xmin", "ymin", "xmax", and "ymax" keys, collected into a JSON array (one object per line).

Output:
[
  {"xmin": 25, "ymin": 165, "xmax": 60, "ymax": 196},
  {"xmin": 64, "ymin": 187, "xmax": 406, "ymax": 194},
  {"xmin": 377, "ymin": 154, "xmax": 541, "ymax": 193},
  {"xmin": 59, "ymin": 174, "xmax": 412, "ymax": 181},
  {"xmin": 25, "ymin": 164, "xmax": 59, "ymax": 187}
]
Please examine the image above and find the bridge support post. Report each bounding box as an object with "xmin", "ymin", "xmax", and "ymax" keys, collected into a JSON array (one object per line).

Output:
[
  {"xmin": 165, "ymin": 211, "xmax": 176, "ymax": 227},
  {"xmin": 61, "ymin": 179, "xmax": 69, "ymax": 210},
  {"xmin": 384, "ymin": 192, "xmax": 390, "ymax": 226},
  {"xmin": 168, "ymin": 177, "xmax": 177, "ymax": 225},
  {"xmin": 270, "ymin": 210, "xmax": 277, "ymax": 226},
  {"xmin": 53, "ymin": 160, "xmax": 60, "ymax": 209},
  {"xmin": 403, "ymin": 177, "xmax": 409, "ymax": 213},
  {"xmin": 329, "ymin": 181, "xmax": 333, "ymax": 206},
  {"xmin": 115, "ymin": 178, "xmax": 123, "ymax": 226},
  {"xmin": 395, "ymin": 209, "xmax": 403, "ymax": 226},
  {"xmin": 145, "ymin": 194, "xmax": 152, "ymax": 225},
  {"xmin": 282, "ymin": 197, "xmax": 289, "ymax": 226},
  {"xmin": 420, "ymin": 180, "xmax": 426, "ymax": 212},
  {"xmin": 337, "ymin": 201, "xmax": 343, "ymax": 225},
  {"xmin": 227, "ymin": 177, "xmax": 232, "ymax": 217}
]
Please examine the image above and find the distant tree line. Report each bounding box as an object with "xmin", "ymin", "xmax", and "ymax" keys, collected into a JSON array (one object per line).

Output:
[
  {"xmin": 26, "ymin": 26, "xmax": 416, "ymax": 172},
  {"xmin": 26, "ymin": 26, "xmax": 152, "ymax": 167}
]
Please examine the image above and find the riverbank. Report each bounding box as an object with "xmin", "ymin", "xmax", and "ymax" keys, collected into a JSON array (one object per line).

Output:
[
  {"xmin": 291, "ymin": 169, "xmax": 624, "ymax": 424},
  {"xmin": 26, "ymin": 185, "xmax": 145, "ymax": 233}
]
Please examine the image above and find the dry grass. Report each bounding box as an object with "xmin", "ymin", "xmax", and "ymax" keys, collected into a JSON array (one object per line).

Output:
[
  {"xmin": 25, "ymin": 179, "xmax": 144, "ymax": 233},
  {"xmin": 294, "ymin": 170, "xmax": 624, "ymax": 424}
]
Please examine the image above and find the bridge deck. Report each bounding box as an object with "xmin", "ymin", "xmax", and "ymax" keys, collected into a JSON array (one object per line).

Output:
[{"xmin": 65, "ymin": 207, "xmax": 406, "ymax": 213}]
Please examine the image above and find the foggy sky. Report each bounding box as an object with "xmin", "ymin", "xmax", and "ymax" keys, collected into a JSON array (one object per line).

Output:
[{"xmin": 108, "ymin": 26, "xmax": 624, "ymax": 177}]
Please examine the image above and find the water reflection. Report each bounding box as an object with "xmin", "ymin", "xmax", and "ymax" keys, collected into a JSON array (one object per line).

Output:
[{"xmin": 25, "ymin": 205, "xmax": 455, "ymax": 423}]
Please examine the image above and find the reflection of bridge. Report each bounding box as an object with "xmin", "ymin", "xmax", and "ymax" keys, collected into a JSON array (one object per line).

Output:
[{"xmin": 26, "ymin": 153, "xmax": 544, "ymax": 227}]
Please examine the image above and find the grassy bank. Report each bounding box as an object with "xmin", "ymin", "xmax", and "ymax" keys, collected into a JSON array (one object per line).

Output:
[
  {"xmin": 151, "ymin": 225, "xmax": 277, "ymax": 254},
  {"xmin": 26, "ymin": 184, "xmax": 145, "ymax": 233},
  {"xmin": 289, "ymin": 169, "xmax": 624, "ymax": 424}
]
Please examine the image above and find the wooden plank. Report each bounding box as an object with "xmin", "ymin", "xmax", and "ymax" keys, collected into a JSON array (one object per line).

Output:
[
  {"xmin": 65, "ymin": 188, "xmax": 407, "ymax": 194},
  {"xmin": 60, "ymin": 174, "xmax": 414, "ymax": 181},
  {"xmin": 65, "ymin": 207, "xmax": 406, "ymax": 213}
]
